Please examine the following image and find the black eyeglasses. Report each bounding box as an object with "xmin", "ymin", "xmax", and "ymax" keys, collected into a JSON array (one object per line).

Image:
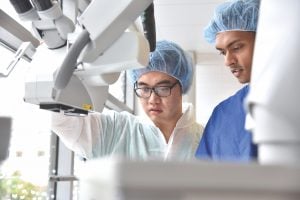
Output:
[{"xmin": 134, "ymin": 81, "xmax": 179, "ymax": 98}]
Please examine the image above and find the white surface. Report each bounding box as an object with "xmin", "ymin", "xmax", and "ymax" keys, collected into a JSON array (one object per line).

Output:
[
  {"xmin": 195, "ymin": 54, "xmax": 243, "ymax": 125},
  {"xmin": 154, "ymin": 0, "xmax": 225, "ymax": 54},
  {"xmin": 247, "ymin": 0, "xmax": 300, "ymax": 165},
  {"xmin": 78, "ymin": 158, "xmax": 300, "ymax": 200},
  {"xmin": 78, "ymin": 0, "xmax": 152, "ymax": 63}
]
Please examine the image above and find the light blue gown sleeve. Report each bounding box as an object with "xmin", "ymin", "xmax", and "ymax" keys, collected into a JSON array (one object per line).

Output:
[{"xmin": 51, "ymin": 110, "xmax": 166, "ymax": 160}]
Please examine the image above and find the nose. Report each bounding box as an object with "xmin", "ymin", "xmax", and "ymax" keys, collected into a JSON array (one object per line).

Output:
[
  {"xmin": 224, "ymin": 52, "xmax": 236, "ymax": 67},
  {"xmin": 148, "ymin": 90, "xmax": 160, "ymax": 103}
]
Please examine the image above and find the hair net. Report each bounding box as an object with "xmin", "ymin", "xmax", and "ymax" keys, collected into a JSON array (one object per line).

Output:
[
  {"xmin": 128, "ymin": 40, "xmax": 193, "ymax": 94},
  {"xmin": 204, "ymin": 0, "xmax": 260, "ymax": 43}
]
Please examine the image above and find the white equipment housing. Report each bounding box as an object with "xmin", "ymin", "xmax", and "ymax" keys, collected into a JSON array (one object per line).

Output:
[
  {"xmin": 78, "ymin": 158, "xmax": 300, "ymax": 200},
  {"xmin": 24, "ymin": 31, "xmax": 149, "ymax": 114},
  {"xmin": 23, "ymin": 0, "xmax": 152, "ymax": 115},
  {"xmin": 247, "ymin": 0, "xmax": 300, "ymax": 165}
]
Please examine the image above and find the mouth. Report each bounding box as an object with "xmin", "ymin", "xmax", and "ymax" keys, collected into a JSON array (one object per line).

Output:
[
  {"xmin": 231, "ymin": 68, "xmax": 243, "ymax": 78},
  {"xmin": 149, "ymin": 108, "xmax": 162, "ymax": 115}
]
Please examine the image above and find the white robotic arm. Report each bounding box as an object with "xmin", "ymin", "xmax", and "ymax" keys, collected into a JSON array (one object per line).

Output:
[
  {"xmin": 24, "ymin": 31, "xmax": 149, "ymax": 115},
  {"xmin": 9, "ymin": 0, "xmax": 75, "ymax": 49},
  {"xmin": 53, "ymin": 0, "xmax": 153, "ymax": 90},
  {"xmin": 10, "ymin": 0, "xmax": 154, "ymax": 115}
]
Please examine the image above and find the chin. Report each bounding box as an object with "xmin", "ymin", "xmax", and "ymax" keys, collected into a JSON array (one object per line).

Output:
[
  {"xmin": 149, "ymin": 114, "xmax": 157, "ymax": 121},
  {"xmin": 238, "ymin": 78, "xmax": 250, "ymax": 84}
]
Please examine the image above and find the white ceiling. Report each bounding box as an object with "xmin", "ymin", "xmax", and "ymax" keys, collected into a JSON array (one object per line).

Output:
[{"xmin": 154, "ymin": 0, "xmax": 225, "ymax": 56}]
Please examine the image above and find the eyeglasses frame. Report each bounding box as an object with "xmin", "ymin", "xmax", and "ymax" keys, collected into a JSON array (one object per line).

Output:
[{"xmin": 134, "ymin": 80, "xmax": 180, "ymax": 98}]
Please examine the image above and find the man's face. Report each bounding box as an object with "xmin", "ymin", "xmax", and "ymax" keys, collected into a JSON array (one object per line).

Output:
[
  {"xmin": 215, "ymin": 31, "xmax": 256, "ymax": 83},
  {"xmin": 136, "ymin": 71, "xmax": 182, "ymax": 126}
]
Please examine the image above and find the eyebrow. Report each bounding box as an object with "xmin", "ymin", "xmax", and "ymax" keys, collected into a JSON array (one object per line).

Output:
[
  {"xmin": 137, "ymin": 80, "xmax": 173, "ymax": 86},
  {"xmin": 216, "ymin": 39, "xmax": 242, "ymax": 51}
]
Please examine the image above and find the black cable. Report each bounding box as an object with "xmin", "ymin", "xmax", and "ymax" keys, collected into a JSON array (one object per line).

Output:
[
  {"xmin": 31, "ymin": 0, "xmax": 53, "ymax": 11},
  {"xmin": 141, "ymin": 3, "xmax": 156, "ymax": 52},
  {"xmin": 9, "ymin": 0, "xmax": 33, "ymax": 14}
]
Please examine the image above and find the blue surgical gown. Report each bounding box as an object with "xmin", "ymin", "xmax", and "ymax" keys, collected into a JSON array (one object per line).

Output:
[{"xmin": 195, "ymin": 85, "xmax": 257, "ymax": 161}]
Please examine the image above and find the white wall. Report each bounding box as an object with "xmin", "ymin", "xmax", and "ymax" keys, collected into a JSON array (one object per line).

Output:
[{"xmin": 195, "ymin": 53, "xmax": 243, "ymax": 125}]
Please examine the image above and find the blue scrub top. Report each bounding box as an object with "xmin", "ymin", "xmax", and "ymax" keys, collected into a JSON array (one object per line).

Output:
[{"xmin": 195, "ymin": 85, "xmax": 257, "ymax": 161}]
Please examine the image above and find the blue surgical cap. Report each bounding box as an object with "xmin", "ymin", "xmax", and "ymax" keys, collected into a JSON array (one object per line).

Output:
[
  {"xmin": 204, "ymin": 0, "xmax": 260, "ymax": 43},
  {"xmin": 128, "ymin": 40, "xmax": 193, "ymax": 94}
]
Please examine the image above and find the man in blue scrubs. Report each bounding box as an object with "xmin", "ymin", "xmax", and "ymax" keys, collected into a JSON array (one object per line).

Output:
[{"xmin": 195, "ymin": 0, "xmax": 259, "ymax": 161}]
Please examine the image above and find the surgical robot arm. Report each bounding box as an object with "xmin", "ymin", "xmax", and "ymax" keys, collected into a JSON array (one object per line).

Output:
[{"xmin": 10, "ymin": 0, "xmax": 154, "ymax": 115}]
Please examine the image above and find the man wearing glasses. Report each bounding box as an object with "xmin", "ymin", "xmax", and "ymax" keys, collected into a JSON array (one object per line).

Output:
[{"xmin": 51, "ymin": 40, "xmax": 203, "ymax": 160}]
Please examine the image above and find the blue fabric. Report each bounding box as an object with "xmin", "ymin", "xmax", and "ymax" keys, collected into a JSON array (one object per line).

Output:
[
  {"xmin": 128, "ymin": 40, "xmax": 193, "ymax": 94},
  {"xmin": 195, "ymin": 85, "xmax": 257, "ymax": 161},
  {"xmin": 204, "ymin": 0, "xmax": 260, "ymax": 43}
]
